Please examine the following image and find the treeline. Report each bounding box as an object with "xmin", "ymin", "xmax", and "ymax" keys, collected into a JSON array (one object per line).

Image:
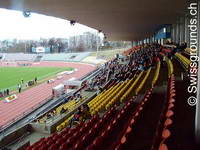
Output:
[{"xmin": 0, "ymin": 32, "xmax": 131, "ymax": 53}]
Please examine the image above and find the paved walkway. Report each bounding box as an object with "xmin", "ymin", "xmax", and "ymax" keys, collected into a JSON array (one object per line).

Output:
[{"xmin": 0, "ymin": 61, "xmax": 95, "ymax": 129}]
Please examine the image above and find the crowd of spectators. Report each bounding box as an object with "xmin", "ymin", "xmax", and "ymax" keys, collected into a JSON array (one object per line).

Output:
[
  {"xmin": 0, "ymin": 89, "xmax": 10, "ymax": 98},
  {"xmin": 46, "ymin": 110, "xmax": 57, "ymax": 119},
  {"xmin": 71, "ymin": 43, "xmax": 164, "ymax": 127},
  {"xmin": 87, "ymin": 43, "xmax": 162, "ymax": 91}
]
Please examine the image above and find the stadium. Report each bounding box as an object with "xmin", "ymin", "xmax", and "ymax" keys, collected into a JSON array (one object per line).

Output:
[{"xmin": 0, "ymin": 0, "xmax": 200, "ymax": 150}]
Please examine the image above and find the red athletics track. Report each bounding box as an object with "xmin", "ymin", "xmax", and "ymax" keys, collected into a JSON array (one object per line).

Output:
[{"xmin": 0, "ymin": 61, "xmax": 96, "ymax": 128}]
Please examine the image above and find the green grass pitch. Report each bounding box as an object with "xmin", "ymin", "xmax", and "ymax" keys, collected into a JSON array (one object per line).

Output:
[{"xmin": 0, "ymin": 66, "xmax": 73, "ymax": 91}]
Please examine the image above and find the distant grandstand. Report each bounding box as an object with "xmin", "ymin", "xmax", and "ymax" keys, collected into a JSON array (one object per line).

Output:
[{"xmin": 0, "ymin": 52, "xmax": 91, "ymax": 62}]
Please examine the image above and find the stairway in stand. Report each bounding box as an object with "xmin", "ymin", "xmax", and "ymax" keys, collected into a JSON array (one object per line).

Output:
[{"xmin": 123, "ymin": 89, "xmax": 167, "ymax": 150}]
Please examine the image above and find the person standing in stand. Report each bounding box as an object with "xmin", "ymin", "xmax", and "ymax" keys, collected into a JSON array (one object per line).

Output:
[
  {"xmin": 21, "ymin": 78, "xmax": 24, "ymax": 84},
  {"xmin": 6, "ymin": 89, "xmax": 9, "ymax": 95},
  {"xmin": 34, "ymin": 77, "xmax": 37, "ymax": 84},
  {"xmin": 18, "ymin": 84, "xmax": 22, "ymax": 93}
]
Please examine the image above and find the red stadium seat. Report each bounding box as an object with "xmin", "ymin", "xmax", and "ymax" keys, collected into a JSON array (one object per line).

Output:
[
  {"xmin": 59, "ymin": 143, "xmax": 68, "ymax": 150},
  {"xmin": 162, "ymin": 129, "xmax": 171, "ymax": 139},
  {"xmin": 166, "ymin": 110, "xmax": 174, "ymax": 118},
  {"xmin": 168, "ymin": 103, "xmax": 174, "ymax": 109},
  {"xmin": 130, "ymin": 118, "xmax": 135, "ymax": 125},
  {"xmin": 93, "ymin": 136, "xmax": 103, "ymax": 147},
  {"xmin": 86, "ymin": 144, "xmax": 96, "ymax": 150},
  {"xmin": 39, "ymin": 144, "xmax": 48, "ymax": 150},
  {"xmin": 164, "ymin": 118, "xmax": 173, "ymax": 127},
  {"xmin": 159, "ymin": 143, "xmax": 168, "ymax": 150},
  {"xmin": 170, "ymin": 93, "xmax": 176, "ymax": 98},
  {"xmin": 169, "ymin": 98, "xmax": 175, "ymax": 103},
  {"xmin": 49, "ymin": 144, "xmax": 58, "ymax": 150}
]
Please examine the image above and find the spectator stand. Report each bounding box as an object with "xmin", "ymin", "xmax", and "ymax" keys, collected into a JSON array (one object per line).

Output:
[{"xmin": 30, "ymin": 91, "xmax": 97, "ymax": 134}]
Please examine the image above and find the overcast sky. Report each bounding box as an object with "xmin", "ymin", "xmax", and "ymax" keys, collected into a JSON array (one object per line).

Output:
[{"xmin": 0, "ymin": 8, "xmax": 98, "ymax": 40}]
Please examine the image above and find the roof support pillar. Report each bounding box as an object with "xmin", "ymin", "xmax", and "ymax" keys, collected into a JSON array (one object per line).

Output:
[
  {"xmin": 176, "ymin": 21, "xmax": 180, "ymax": 44},
  {"xmin": 180, "ymin": 17, "xmax": 185, "ymax": 43},
  {"xmin": 185, "ymin": 15, "xmax": 190, "ymax": 44}
]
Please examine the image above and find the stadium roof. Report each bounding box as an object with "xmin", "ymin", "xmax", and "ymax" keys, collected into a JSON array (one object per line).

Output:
[{"xmin": 0, "ymin": 0, "xmax": 187, "ymax": 41}]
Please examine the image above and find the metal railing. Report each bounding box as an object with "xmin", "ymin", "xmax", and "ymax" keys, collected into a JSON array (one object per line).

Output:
[{"xmin": 0, "ymin": 95, "xmax": 53, "ymax": 133}]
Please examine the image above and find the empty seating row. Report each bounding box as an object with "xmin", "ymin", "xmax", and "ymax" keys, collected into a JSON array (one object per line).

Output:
[
  {"xmin": 56, "ymin": 97, "xmax": 87, "ymax": 115},
  {"xmin": 88, "ymin": 82, "xmax": 121, "ymax": 114},
  {"xmin": 74, "ymin": 95, "xmax": 149, "ymax": 150},
  {"xmin": 88, "ymin": 81, "xmax": 123, "ymax": 114},
  {"xmin": 112, "ymin": 88, "xmax": 154, "ymax": 150},
  {"xmin": 105, "ymin": 77, "xmax": 136, "ymax": 110},
  {"xmin": 41, "ymin": 52, "xmax": 91, "ymax": 62},
  {"xmin": 185, "ymin": 48, "xmax": 191, "ymax": 54},
  {"xmin": 135, "ymin": 68, "xmax": 151, "ymax": 95},
  {"xmin": 56, "ymin": 114, "xmax": 74, "ymax": 132},
  {"xmin": 158, "ymin": 74, "xmax": 176, "ymax": 150},
  {"xmin": 89, "ymin": 71, "xmax": 143, "ymax": 115},
  {"xmin": 151, "ymin": 74, "xmax": 176, "ymax": 150},
  {"xmin": 56, "ymin": 100, "xmax": 76, "ymax": 114},
  {"xmin": 175, "ymin": 53, "xmax": 190, "ymax": 70},
  {"xmin": 165, "ymin": 56, "xmax": 174, "ymax": 78},
  {"xmin": 120, "ymin": 71, "xmax": 143, "ymax": 102},
  {"xmin": 2, "ymin": 53, "xmax": 37, "ymax": 61},
  {"xmin": 72, "ymin": 106, "xmax": 119, "ymax": 150},
  {"xmin": 89, "ymin": 78, "xmax": 134, "ymax": 114},
  {"xmin": 152, "ymin": 59, "xmax": 161, "ymax": 87}
]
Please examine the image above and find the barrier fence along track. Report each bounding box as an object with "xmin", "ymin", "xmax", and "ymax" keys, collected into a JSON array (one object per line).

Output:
[
  {"xmin": 0, "ymin": 83, "xmax": 87, "ymax": 136},
  {"xmin": 0, "ymin": 95, "xmax": 52, "ymax": 133}
]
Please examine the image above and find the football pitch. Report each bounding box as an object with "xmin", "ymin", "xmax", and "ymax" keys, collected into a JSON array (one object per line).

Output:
[{"xmin": 0, "ymin": 66, "xmax": 73, "ymax": 91}]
